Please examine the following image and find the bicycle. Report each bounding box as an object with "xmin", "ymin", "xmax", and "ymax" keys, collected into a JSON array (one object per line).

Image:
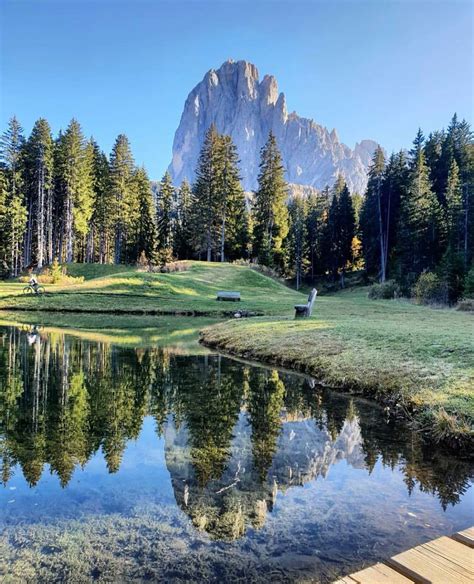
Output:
[{"xmin": 22, "ymin": 285, "xmax": 46, "ymax": 296}]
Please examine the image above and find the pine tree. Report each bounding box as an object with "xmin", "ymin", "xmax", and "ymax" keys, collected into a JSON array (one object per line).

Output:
[
  {"xmin": 217, "ymin": 134, "xmax": 248, "ymax": 261},
  {"xmin": 54, "ymin": 120, "xmax": 93, "ymax": 263},
  {"xmin": 445, "ymin": 159, "xmax": 464, "ymax": 251},
  {"xmin": 5, "ymin": 195, "xmax": 28, "ymax": 277},
  {"xmin": 134, "ymin": 166, "xmax": 157, "ymax": 263},
  {"xmin": 156, "ymin": 171, "xmax": 175, "ymax": 265},
  {"xmin": 24, "ymin": 119, "xmax": 54, "ymax": 268},
  {"xmin": 0, "ymin": 116, "xmax": 27, "ymax": 275},
  {"xmin": 398, "ymin": 129, "xmax": 442, "ymax": 280},
  {"xmin": 323, "ymin": 177, "xmax": 355, "ymax": 285},
  {"xmin": 191, "ymin": 125, "xmax": 222, "ymax": 261},
  {"xmin": 88, "ymin": 141, "xmax": 112, "ymax": 263},
  {"xmin": 252, "ymin": 131, "xmax": 289, "ymax": 267},
  {"xmin": 287, "ymin": 196, "xmax": 308, "ymax": 289},
  {"xmin": 336, "ymin": 181, "xmax": 356, "ymax": 287},
  {"xmin": 305, "ymin": 189, "xmax": 330, "ymax": 280},
  {"xmin": 381, "ymin": 150, "xmax": 408, "ymax": 276},
  {"xmin": 360, "ymin": 145, "xmax": 386, "ymax": 280},
  {"xmin": 0, "ymin": 169, "xmax": 7, "ymax": 276},
  {"xmin": 174, "ymin": 179, "xmax": 194, "ymax": 259},
  {"xmin": 109, "ymin": 134, "xmax": 136, "ymax": 263}
]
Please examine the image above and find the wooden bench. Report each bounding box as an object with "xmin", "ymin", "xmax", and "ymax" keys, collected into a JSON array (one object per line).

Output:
[
  {"xmin": 216, "ymin": 291, "xmax": 241, "ymax": 302},
  {"xmin": 294, "ymin": 288, "xmax": 317, "ymax": 317}
]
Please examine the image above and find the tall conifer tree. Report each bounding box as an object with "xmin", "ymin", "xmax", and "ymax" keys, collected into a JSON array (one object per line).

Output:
[
  {"xmin": 252, "ymin": 131, "xmax": 289, "ymax": 267},
  {"xmin": 88, "ymin": 141, "xmax": 112, "ymax": 263},
  {"xmin": 191, "ymin": 125, "xmax": 221, "ymax": 261},
  {"xmin": 54, "ymin": 120, "xmax": 93, "ymax": 262},
  {"xmin": 287, "ymin": 196, "xmax": 308, "ymax": 289},
  {"xmin": 398, "ymin": 129, "xmax": 441, "ymax": 279},
  {"xmin": 156, "ymin": 171, "xmax": 175, "ymax": 264},
  {"xmin": 24, "ymin": 118, "xmax": 54, "ymax": 267},
  {"xmin": 0, "ymin": 117, "xmax": 27, "ymax": 275},
  {"xmin": 109, "ymin": 134, "xmax": 135, "ymax": 263},
  {"xmin": 135, "ymin": 166, "xmax": 157, "ymax": 263},
  {"xmin": 174, "ymin": 179, "xmax": 193, "ymax": 259}
]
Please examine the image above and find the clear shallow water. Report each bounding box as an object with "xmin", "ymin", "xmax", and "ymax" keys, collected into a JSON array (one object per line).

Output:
[{"xmin": 0, "ymin": 324, "xmax": 472, "ymax": 583}]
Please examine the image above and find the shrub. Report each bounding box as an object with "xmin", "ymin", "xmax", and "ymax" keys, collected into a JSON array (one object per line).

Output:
[
  {"xmin": 412, "ymin": 272, "xmax": 448, "ymax": 305},
  {"xmin": 464, "ymin": 266, "xmax": 474, "ymax": 299},
  {"xmin": 457, "ymin": 299, "xmax": 474, "ymax": 312},
  {"xmin": 19, "ymin": 259, "xmax": 84, "ymax": 286},
  {"xmin": 136, "ymin": 251, "xmax": 151, "ymax": 271},
  {"xmin": 51, "ymin": 257, "xmax": 63, "ymax": 283},
  {"xmin": 368, "ymin": 280, "xmax": 401, "ymax": 300},
  {"xmin": 438, "ymin": 249, "xmax": 466, "ymax": 304},
  {"xmin": 148, "ymin": 260, "xmax": 190, "ymax": 273}
]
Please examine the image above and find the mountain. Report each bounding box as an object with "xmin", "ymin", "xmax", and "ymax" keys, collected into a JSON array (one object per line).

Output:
[{"xmin": 168, "ymin": 59, "xmax": 377, "ymax": 193}]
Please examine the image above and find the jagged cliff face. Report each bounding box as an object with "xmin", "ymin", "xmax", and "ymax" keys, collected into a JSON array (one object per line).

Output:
[{"xmin": 169, "ymin": 60, "xmax": 377, "ymax": 193}]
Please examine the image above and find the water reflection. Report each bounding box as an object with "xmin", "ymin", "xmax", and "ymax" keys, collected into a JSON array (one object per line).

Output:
[{"xmin": 0, "ymin": 325, "xmax": 472, "ymax": 543}]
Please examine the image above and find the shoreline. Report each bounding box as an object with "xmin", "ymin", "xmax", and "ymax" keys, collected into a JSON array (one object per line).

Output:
[{"xmin": 200, "ymin": 325, "xmax": 474, "ymax": 457}]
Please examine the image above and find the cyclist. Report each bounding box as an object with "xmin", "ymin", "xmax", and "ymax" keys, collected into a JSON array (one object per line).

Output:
[{"xmin": 29, "ymin": 274, "xmax": 40, "ymax": 294}]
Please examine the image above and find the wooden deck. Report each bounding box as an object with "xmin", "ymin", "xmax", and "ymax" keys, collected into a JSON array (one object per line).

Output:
[{"xmin": 333, "ymin": 527, "xmax": 474, "ymax": 584}]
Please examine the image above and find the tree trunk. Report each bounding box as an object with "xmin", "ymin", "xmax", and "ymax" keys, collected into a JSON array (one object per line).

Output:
[
  {"xmin": 24, "ymin": 197, "xmax": 33, "ymax": 267},
  {"xmin": 340, "ymin": 268, "xmax": 345, "ymax": 289},
  {"xmin": 220, "ymin": 217, "xmax": 225, "ymax": 262},
  {"xmin": 206, "ymin": 228, "xmax": 212, "ymax": 262},
  {"xmin": 46, "ymin": 187, "xmax": 53, "ymax": 265},
  {"xmin": 65, "ymin": 190, "xmax": 74, "ymax": 263},
  {"xmin": 37, "ymin": 165, "xmax": 44, "ymax": 269},
  {"xmin": 376, "ymin": 176, "xmax": 386, "ymax": 283}
]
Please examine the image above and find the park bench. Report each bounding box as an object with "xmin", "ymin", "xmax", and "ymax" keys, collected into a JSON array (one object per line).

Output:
[
  {"xmin": 294, "ymin": 288, "xmax": 317, "ymax": 317},
  {"xmin": 216, "ymin": 291, "xmax": 241, "ymax": 302}
]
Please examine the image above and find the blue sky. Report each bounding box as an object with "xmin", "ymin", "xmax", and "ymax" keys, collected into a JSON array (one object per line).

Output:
[{"xmin": 1, "ymin": 0, "xmax": 472, "ymax": 180}]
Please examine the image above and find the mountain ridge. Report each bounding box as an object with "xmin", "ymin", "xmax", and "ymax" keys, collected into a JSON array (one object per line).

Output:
[{"xmin": 168, "ymin": 59, "xmax": 378, "ymax": 193}]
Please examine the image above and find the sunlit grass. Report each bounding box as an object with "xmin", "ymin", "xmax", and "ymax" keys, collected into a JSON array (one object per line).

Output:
[
  {"xmin": 201, "ymin": 288, "xmax": 474, "ymax": 428},
  {"xmin": 0, "ymin": 262, "xmax": 304, "ymax": 316}
]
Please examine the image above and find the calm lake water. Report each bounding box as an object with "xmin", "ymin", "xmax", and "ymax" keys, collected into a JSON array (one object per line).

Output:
[{"xmin": 0, "ymin": 322, "xmax": 473, "ymax": 583}]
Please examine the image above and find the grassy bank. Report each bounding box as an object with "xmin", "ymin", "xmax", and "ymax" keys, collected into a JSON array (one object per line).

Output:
[
  {"xmin": 0, "ymin": 262, "xmax": 302, "ymax": 316},
  {"xmin": 201, "ymin": 288, "xmax": 474, "ymax": 452},
  {"xmin": 1, "ymin": 262, "xmax": 472, "ymax": 451}
]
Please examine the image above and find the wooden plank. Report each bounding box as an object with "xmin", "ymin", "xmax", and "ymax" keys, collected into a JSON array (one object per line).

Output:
[
  {"xmin": 344, "ymin": 562, "xmax": 414, "ymax": 583},
  {"xmin": 332, "ymin": 577, "xmax": 358, "ymax": 584},
  {"xmin": 387, "ymin": 535, "xmax": 474, "ymax": 584},
  {"xmin": 452, "ymin": 526, "xmax": 474, "ymax": 548}
]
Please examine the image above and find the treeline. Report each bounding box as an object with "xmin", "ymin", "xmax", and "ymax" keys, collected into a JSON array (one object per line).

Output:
[
  {"xmin": 1, "ymin": 114, "xmax": 472, "ymax": 301},
  {"xmin": 0, "ymin": 118, "xmax": 253, "ymax": 275},
  {"xmin": 0, "ymin": 115, "xmax": 356, "ymax": 286},
  {"xmin": 360, "ymin": 115, "xmax": 473, "ymax": 303}
]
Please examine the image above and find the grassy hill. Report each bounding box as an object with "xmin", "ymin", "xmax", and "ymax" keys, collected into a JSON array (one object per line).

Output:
[{"xmin": 0, "ymin": 262, "xmax": 304, "ymax": 316}]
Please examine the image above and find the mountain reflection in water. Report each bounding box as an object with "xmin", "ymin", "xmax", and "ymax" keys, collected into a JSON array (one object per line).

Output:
[{"xmin": 0, "ymin": 324, "xmax": 472, "ymax": 583}]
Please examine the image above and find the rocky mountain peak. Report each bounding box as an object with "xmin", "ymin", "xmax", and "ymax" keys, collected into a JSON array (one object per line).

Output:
[{"xmin": 169, "ymin": 60, "xmax": 377, "ymax": 193}]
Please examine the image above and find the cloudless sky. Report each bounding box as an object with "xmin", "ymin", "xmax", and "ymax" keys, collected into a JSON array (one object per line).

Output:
[{"xmin": 1, "ymin": 0, "xmax": 472, "ymax": 180}]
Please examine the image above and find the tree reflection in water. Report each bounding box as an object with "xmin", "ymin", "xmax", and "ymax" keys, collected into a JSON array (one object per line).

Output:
[{"xmin": 0, "ymin": 325, "xmax": 472, "ymax": 541}]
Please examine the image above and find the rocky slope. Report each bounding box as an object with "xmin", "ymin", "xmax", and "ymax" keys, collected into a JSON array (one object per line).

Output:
[{"xmin": 168, "ymin": 60, "xmax": 377, "ymax": 193}]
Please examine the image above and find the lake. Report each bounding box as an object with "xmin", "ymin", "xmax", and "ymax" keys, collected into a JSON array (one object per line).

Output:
[{"xmin": 0, "ymin": 322, "xmax": 472, "ymax": 583}]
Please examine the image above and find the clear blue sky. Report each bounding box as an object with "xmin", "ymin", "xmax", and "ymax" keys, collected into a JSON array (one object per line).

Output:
[{"xmin": 1, "ymin": 0, "xmax": 472, "ymax": 180}]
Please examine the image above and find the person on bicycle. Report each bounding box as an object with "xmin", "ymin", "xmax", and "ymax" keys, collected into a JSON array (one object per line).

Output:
[{"xmin": 29, "ymin": 275, "xmax": 39, "ymax": 294}]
